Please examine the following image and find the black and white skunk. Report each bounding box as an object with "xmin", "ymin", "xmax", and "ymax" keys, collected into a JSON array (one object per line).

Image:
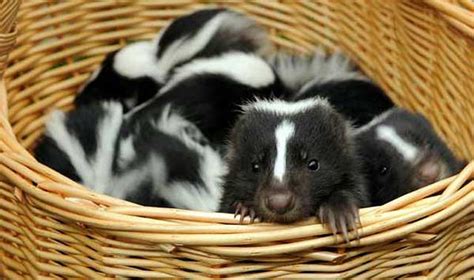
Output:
[
  {"xmin": 35, "ymin": 102, "xmax": 226, "ymax": 211},
  {"xmin": 219, "ymin": 97, "xmax": 368, "ymax": 240},
  {"xmin": 127, "ymin": 51, "xmax": 288, "ymax": 145},
  {"xmin": 75, "ymin": 8, "xmax": 271, "ymax": 110},
  {"xmin": 269, "ymin": 50, "xmax": 394, "ymax": 127},
  {"xmin": 354, "ymin": 108, "xmax": 466, "ymax": 206}
]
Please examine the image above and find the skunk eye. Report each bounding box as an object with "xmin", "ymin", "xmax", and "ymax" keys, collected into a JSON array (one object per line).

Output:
[
  {"xmin": 307, "ymin": 159, "xmax": 319, "ymax": 171},
  {"xmin": 251, "ymin": 161, "xmax": 260, "ymax": 173},
  {"xmin": 379, "ymin": 166, "xmax": 389, "ymax": 176}
]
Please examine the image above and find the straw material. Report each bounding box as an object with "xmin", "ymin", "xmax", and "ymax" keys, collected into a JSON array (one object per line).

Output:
[{"xmin": 0, "ymin": 1, "xmax": 473, "ymax": 278}]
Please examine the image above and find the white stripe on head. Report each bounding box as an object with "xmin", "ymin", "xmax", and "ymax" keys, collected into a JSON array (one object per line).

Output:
[
  {"xmin": 376, "ymin": 125, "xmax": 419, "ymax": 162},
  {"xmin": 274, "ymin": 120, "xmax": 295, "ymax": 182},
  {"xmin": 155, "ymin": 13, "xmax": 224, "ymax": 80},
  {"xmin": 160, "ymin": 52, "xmax": 275, "ymax": 93},
  {"xmin": 45, "ymin": 111, "xmax": 94, "ymax": 185},
  {"xmin": 242, "ymin": 97, "xmax": 331, "ymax": 116},
  {"xmin": 113, "ymin": 41, "xmax": 160, "ymax": 81}
]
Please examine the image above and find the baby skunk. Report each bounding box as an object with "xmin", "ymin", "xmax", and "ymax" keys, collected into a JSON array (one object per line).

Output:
[
  {"xmin": 354, "ymin": 108, "xmax": 466, "ymax": 206},
  {"xmin": 270, "ymin": 51, "xmax": 394, "ymax": 127},
  {"xmin": 76, "ymin": 8, "xmax": 271, "ymax": 110},
  {"xmin": 127, "ymin": 51, "xmax": 288, "ymax": 146},
  {"xmin": 35, "ymin": 102, "xmax": 226, "ymax": 211},
  {"xmin": 219, "ymin": 98, "xmax": 368, "ymax": 240}
]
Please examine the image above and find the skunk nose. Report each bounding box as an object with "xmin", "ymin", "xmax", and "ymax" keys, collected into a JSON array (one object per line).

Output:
[{"xmin": 265, "ymin": 192, "xmax": 295, "ymax": 214}]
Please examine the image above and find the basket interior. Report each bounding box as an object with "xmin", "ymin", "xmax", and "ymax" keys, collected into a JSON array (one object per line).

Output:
[
  {"xmin": 3, "ymin": 1, "xmax": 474, "ymax": 163},
  {"xmin": 0, "ymin": 1, "xmax": 473, "ymax": 279}
]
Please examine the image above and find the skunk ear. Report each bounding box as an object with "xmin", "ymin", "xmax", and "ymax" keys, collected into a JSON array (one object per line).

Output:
[{"xmin": 414, "ymin": 156, "xmax": 441, "ymax": 187}]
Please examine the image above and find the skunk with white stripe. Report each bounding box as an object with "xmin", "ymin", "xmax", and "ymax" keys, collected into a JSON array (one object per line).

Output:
[
  {"xmin": 75, "ymin": 8, "xmax": 271, "ymax": 110},
  {"xmin": 35, "ymin": 102, "xmax": 226, "ymax": 211},
  {"xmin": 219, "ymin": 98, "xmax": 368, "ymax": 241},
  {"xmin": 269, "ymin": 50, "xmax": 394, "ymax": 127},
  {"xmin": 127, "ymin": 51, "xmax": 288, "ymax": 145},
  {"xmin": 354, "ymin": 108, "xmax": 466, "ymax": 206}
]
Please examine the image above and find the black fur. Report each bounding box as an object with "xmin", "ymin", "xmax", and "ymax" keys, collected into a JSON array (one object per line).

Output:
[
  {"xmin": 74, "ymin": 52, "xmax": 161, "ymax": 111},
  {"xmin": 294, "ymin": 79, "xmax": 394, "ymax": 127},
  {"xmin": 156, "ymin": 9, "xmax": 225, "ymax": 58},
  {"xmin": 127, "ymin": 63, "xmax": 288, "ymax": 145},
  {"xmin": 220, "ymin": 99, "xmax": 368, "ymax": 238},
  {"xmin": 35, "ymin": 136, "xmax": 81, "ymax": 182},
  {"xmin": 355, "ymin": 108, "xmax": 466, "ymax": 205},
  {"xmin": 35, "ymin": 102, "xmax": 119, "ymax": 185},
  {"xmin": 156, "ymin": 8, "xmax": 271, "ymax": 70}
]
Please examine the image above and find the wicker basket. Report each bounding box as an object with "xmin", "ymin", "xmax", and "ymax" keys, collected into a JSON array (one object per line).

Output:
[{"xmin": 0, "ymin": 1, "xmax": 473, "ymax": 278}]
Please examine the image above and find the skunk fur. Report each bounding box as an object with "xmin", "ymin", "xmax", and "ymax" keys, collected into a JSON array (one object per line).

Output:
[
  {"xmin": 354, "ymin": 108, "xmax": 466, "ymax": 205},
  {"xmin": 35, "ymin": 102, "xmax": 226, "ymax": 211},
  {"xmin": 126, "ymin": 51, "xmax": 288, "ymax": 145},
  {"xmin": 220, "ymin": 97, "xmax": 368, "ymax": 240},
  {"xmin": 75, "ymin": 8, "xmax": 271, "ymax": 111},
  {"xmin": 269, "ymin": 50, "xmax": 394, "ymax": 126}
]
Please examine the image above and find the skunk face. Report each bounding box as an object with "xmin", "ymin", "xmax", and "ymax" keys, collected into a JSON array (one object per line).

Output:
[
  {"xmin": 220, "ymin": 98, "xmax": 367, "ymax": 237},
  {"xmin": 355, "ymin": 108, "xmax": 465, "ymax": 205},
  {"xmin": 127, "ymin": 52, "xmax": 288, "ymax": 145},
  {"xmin": 75, "ymin": 42, "xmax": 161, "ymax": 110},
  {"xmin": 154, "ymin": 8, "xmax": 272, "ymax": 80}
]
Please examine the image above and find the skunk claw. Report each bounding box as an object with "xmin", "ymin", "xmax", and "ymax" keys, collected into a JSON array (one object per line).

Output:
[
  {"xmin": 233, "ymin": 202, "xmax": 257, "ymax": 224},
  {"xmin": 317, "ymin": 195, "xmax": 361, "ymax": 243}
]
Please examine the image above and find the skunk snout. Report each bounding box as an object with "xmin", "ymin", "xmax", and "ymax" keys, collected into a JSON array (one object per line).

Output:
[
  {"xmin": 263, "ymin": 181, "xmax": 295, "ymax": 214},
  {"xmin": 413, "ymin": 153, "xmax": 443, "ymax": 188},
  {"xmin": 265, "ymin": 191, "xmax": 295, "ymax": 214}
]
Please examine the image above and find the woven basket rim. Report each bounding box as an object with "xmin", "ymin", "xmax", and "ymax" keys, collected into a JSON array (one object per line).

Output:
[{"xmin": 0, "ymin": 2, "xmax": 473, "ymax": 278}]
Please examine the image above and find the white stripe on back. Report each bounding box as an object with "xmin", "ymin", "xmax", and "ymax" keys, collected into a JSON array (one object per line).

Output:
[
  {"xmin": 376, "ymin": 125, "xmax": 418, "ymax": 162},
  {"xmin": 273, "ymin": 120, "xmax": 295, "ymax": 182}
]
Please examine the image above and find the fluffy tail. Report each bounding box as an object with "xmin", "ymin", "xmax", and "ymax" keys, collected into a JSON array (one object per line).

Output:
[{"xmin": 268, "ymin": 49, "xmax": 367, "ymax": 93}]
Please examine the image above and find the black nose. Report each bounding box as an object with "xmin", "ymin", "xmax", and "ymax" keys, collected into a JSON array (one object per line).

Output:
[{"xmin": 265, "ymin": 192, "xmax": 295, "ymax": 214}]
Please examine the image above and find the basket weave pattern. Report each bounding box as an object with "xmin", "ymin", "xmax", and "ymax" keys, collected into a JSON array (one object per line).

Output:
[{"xmin": 0, "ymin": 1, "xmax": 473, "ymax": 278}]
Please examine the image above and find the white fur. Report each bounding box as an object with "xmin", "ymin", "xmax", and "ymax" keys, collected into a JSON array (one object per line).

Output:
[
  {"xmin": 376, "ymin": 125, "xmax": 419, "ymax": 162},
  {"xmin": 45, "ymin": 111, "xmax": 94, "ymax": 185},
  {"xmin": 113, "ymin": 41, "xmax": 161, "ymax": 82},
  {"xmin": 160, "ymin": 52, "xmax": 275, "ymax": 93},
  {"xmin": 352, "ymin": 109, "xmax": 394, "ymax": 135},
  {"xmin": 269, "ymin": 50, "xmax": 367, "ymax": 93},
  {"xmin": 150, "ymin": 105, "xmax": 226, "ymax": 211},
  {"xmin": 155, "ymin": 13, "xmax": 224, "ymax": 80},
  {"xmin": 108, "ymin": 164, "xmax": 151, "ymax": 200},
  {"xmin": 156, "ymin": 142, "xmax": 226, "ymax": 211},
  {"xmin": 89, "ymin": 103, "xmax": 124, "ymax": 194},
  {"xmin": 243, "ymin": 97, "xmax": 331, "ymax": 115},
  {"xmin": 218, "ymin": 11, "xmax": 271, "ymax": 56},
  {"xmin": 274, "ymin": 120, "xmax": 295, "ymax": 182},
  {"xmin": 46, "ymin": 103, "xmax": 124, "ymax": 194},
  {"xmin": 116, "ymin": 135, "xmax": 135, "ymax": 169}
]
